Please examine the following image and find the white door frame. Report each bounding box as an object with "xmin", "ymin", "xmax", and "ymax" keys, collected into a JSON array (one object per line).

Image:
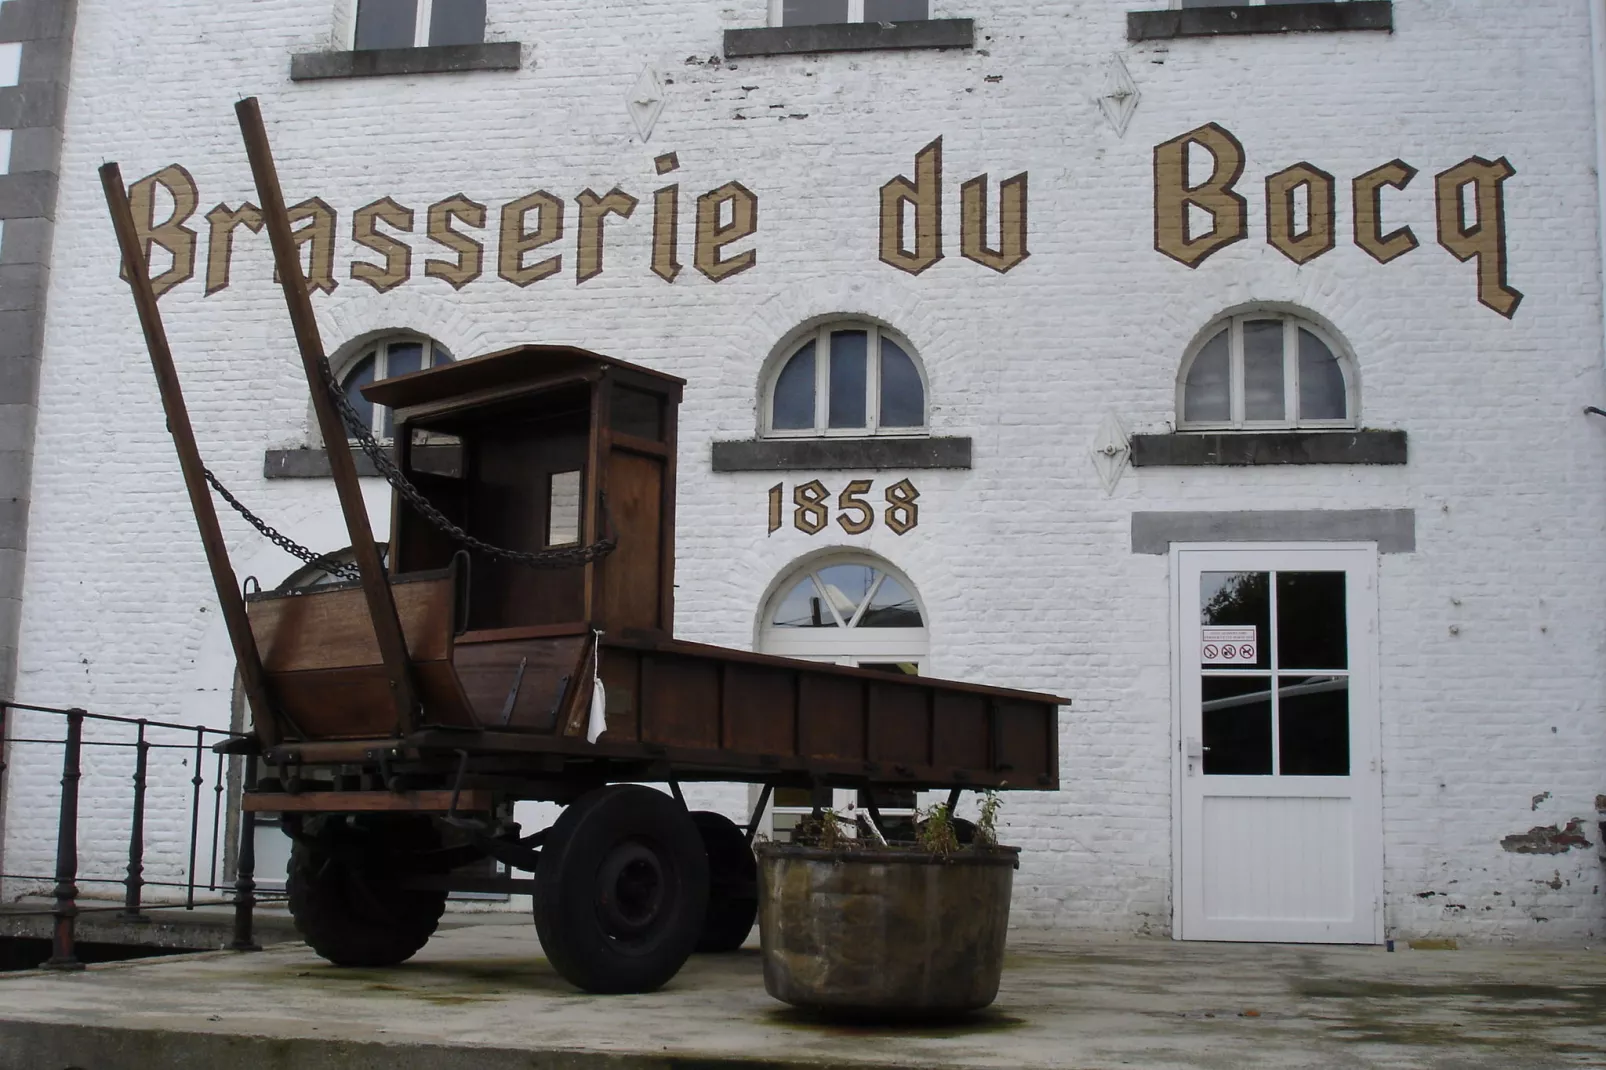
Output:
[{"xmin": 1169, "ymin": 542, "xmax": 1384, "ymax": 943}]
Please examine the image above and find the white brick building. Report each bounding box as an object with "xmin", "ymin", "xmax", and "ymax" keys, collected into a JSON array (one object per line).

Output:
[{"xmin": 2, "ymin": 0, "xmax": 1605, "ymax": 945}]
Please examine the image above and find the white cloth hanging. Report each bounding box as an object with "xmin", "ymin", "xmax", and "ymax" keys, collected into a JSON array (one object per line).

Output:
[{"xmin": 585, "ymin": 630, "xmax": 607, "ymax": 743}]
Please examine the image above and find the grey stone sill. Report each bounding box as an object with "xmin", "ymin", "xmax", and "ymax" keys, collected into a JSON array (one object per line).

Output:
[
  {"xmin": 289, "ymin": 42, "xmax": 522, "ymax": 81},
  {"xmin": 712, "ymin": 436, "xmax": 971, "ymax": 472},
  {"xmin": 1127, "ymin": 2, "xmax": 1391, "ymax": 42},
  {"xmin": 1129, "ymin": 429, "xmax": 1406, "ymax": 467},
  {"xmin": 265, "ymin": 447, "xmax": 384, "ymax": 478},
  {"xmin": 724, "ymin": 19, "xmax": 973, "ymax": 59}
]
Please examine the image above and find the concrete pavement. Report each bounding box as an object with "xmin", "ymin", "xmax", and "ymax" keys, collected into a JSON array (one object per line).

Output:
[{"xmin": 0, "ymin": 915, "xmax": 1603, "ymax": 1069}]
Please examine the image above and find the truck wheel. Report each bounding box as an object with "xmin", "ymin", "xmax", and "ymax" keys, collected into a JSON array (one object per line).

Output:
[
  {"xmin": 691, "ymin": 811, "xmax": 757, "ymax": 953},
  {"xmin": 534, "ymin": 784, "xmax": 709, "ymax": 993},
  {"xmin": 286, "ymin": 815, "xmax": 447, "ymax": 968}
]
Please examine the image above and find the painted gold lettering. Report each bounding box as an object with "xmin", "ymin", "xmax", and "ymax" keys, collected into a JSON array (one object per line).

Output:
[
  {"xmin": 425, "ymin": 195, "xmax": 486, "ymax": 290},
  {"xmin": 1153, "ymin": 123, "xmax": 1248, "ymax": 268},
  {"xmin": 576, "ymin": 188, "xmax": 639, "ymax": 284},
  {"xmin": 124, "ymin": 165, "xmax": 199, "ymax": 298},
  {"xmin": 203, "ymin": 202, "xmax": 262, "ymax": 296},
  {"xmin": 351, "ymin": 197, "xmax": 414, "ymax": 294},
  {"xmin": 1265, "ymin": 163, "xmax": 1335, "ymax": 265},
  {"xmin": 1436, "ymin": 156, "xmax": 1522, "ymax": 318},
  {"xmin": 1352, "ymin": 160, "xmax": 1419, "ymax": 265},
  {"xmin": 273, "ymin": 198, "xmax": 339, "ymax": 295},
  {"xmin": 498, "ymin": 191, "xmax": 564, "ymax": 286},
  {"xmin": 879, "ymin": 138, "xmax": 942, "ymax": 275},
  {"xmin": 960, "ymin": 171, "xmax": 1029, "ymax": 273},
  {"xmin": 694, "ymin": 181, "xmax": 757, "ymax": 281}
]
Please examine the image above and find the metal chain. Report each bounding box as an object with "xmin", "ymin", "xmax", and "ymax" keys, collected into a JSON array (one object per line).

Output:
[
  {"xmin": 202, "ymin": 468, "xmax": 361, "ymax": 582},
  {"xmin": 202, "ymin": 356, "xmax": 616, "ymax": 579},
  {"xmin": 318, "ymin": 353, "xmax": 618, "ymax": 570}
]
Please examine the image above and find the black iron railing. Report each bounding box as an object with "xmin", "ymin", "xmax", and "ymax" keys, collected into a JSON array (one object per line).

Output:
[{"xmin": 0, "ymin": 700, "xmax": 267, "ymax": 968}]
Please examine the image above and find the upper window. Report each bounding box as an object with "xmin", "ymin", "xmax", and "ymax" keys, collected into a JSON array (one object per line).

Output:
[
  {"xmin": 339, "ymin": 335, "xmax": 452, "ymax": 440},
  {"xmin": 774, "ymin": 0, "xmax": 929, "ymax": 26},
  {"xmin": 1178, "ymin": 312, "xmax": 1355, "ymax": 431},
  {"xmin": 354, "ymin": 0, "xmax": 486, "ymax": 49},
  {"xmin": 765, "ymin": 321, "xmax": 926, "ymax": 438}
]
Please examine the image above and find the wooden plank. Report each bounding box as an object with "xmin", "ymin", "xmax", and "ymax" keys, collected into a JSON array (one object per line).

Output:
[
  {"xmin": 602, "ymin": 634, "xmax": 1072, "ymax": 706},
  {"xmin": 995, "ymin": 699, "xmax": 1052, "ymax": 784},
  {"xmin": 932, "ymin": 692, "xmax": 989, "ymax": 773},
  {"xmin": 560, "ymin": 633, "xmax": 596, "ymax": 737},
  {"xmin": 797, "ymin": 674, "xmax": 866, "ymax": 762},
  {"xmin": 235, "ymin": 96, "xmax": 420, "ymax": 735},
  {"xmin": 248, "ymin": 576, "xmax": 456, "ymax": 673},
  {"xmin": 98, "ymin": 163, "xmax": 282, "ymax": 747},
  {"xmin": 640, "ymin": 655, "xmax": 720, "ymax": 750},
  {"xmin": 455, "ymin": 622, "xmax": 590, "ymax": 645},
  {"xmin": 601, "ymin": 450, "xmax": 664, "ymax": 632},
  {"xmin": 268, "ymin": 667, "xmax": 403, "ymax": 739},
  {"xmin": 868, "ymin": 681, "xmax": 929, "ymax": 768},
  {"xmin": 452, "ymin": 636, "xmax": 587, "ymax": 730},
  {"xmin": 597, "ymin": 647, "xmax": 641, "ymax": 742},
  {"xmin": 244, "ymin": 790, "xmax": 493, "ymax": 813}
]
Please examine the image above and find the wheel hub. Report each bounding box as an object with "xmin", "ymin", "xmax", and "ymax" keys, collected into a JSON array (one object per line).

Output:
[{"xmin": 596, "ymin": 839, "xmax": 667, "ymax": 939}]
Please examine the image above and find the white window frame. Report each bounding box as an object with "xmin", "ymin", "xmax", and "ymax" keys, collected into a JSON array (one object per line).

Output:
[
  {"xmin": 762, "ymin": 321, "xmax": 929, "ymax": 440},
  {"xmin": 350, "ymin": 0, "xmax": 439, "ymax": 49},
  {"xmin": 769, "ymin": 0, "xmax": 930, "ymax": 26},
  {"xmin": 335, "ymin": 333, "xmax": 452, "ymax": 442},
  {"xmin": 1176, "ymin": 312, "xmax": 1358, "ymax": 432}
]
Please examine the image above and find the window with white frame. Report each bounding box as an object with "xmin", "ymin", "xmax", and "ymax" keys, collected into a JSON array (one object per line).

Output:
[
  {"xmin": 773, "ymin": 0, "xmax": 929, "ymax": 27},
  {"xmin": 1178, "ymin": 312, "xmax": 1356, "ymax": 431},
  {"xmin": 339, "ymin": 335, "xmax": 453, "ymax": 440},
  {"xmin": 354, "ymin": 0, "xmax": 486, "ymax": 49},
  {"xmin": 764, "ymin": 321, "xmax": 926, "ymax": 438}
]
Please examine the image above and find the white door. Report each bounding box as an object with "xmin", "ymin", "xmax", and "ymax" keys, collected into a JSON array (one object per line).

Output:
[{"xmin": 1173, "ymin": 546, "xmax": 1382, "ymax": 944}]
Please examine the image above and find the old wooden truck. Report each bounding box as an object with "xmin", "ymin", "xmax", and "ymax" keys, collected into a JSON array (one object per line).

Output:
[{"xmin": 98, "ymin": 99, "xmax": 1068, "ymax": 994}]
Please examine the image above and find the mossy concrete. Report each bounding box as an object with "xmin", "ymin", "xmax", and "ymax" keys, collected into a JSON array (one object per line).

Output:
[{"xmin": 0, "ymin": 916, "xmax": 1603, "ymax": 1069}]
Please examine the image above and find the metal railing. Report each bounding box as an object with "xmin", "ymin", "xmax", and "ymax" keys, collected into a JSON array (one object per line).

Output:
[{"xmin": 0, "ymin": 700, "xmax": 267, "ymax": 969}]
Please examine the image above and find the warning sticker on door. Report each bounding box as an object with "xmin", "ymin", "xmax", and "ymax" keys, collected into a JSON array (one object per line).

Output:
[{"xmin": 1201, "ymin": 626, "xmax": 1258, "ymax": 665}]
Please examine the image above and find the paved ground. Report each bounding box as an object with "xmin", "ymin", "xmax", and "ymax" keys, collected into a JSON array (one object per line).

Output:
[{"xmin": 1, "ymin": 915, "xmax": 1604, "ymax": 1070}]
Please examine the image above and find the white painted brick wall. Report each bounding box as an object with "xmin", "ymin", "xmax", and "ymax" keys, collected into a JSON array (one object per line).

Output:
[{"xmin": 2, "ymin": 0, "xmax": 1604, "ymax": 943}]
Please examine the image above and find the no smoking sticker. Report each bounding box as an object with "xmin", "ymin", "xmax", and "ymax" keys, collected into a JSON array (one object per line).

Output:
[{"xmin": 1201, "ymin": 626, "xmax": 1257, "ymax": 665}]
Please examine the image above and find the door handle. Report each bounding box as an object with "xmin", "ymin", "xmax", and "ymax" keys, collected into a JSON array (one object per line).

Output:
[{"xmin": 1185, "ymin": 737, "xmax": 1207, "ymax": 760}]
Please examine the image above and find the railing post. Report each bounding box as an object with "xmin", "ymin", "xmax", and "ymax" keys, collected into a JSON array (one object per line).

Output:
[
  {"xmin": 186, "ymin": 725, "xmax": 203, "ymax": 910},
  {"xmin": 119, "ymin": 719, "xmax": 149, "ymax": 923},
  {"xmin": 230, "ymin": 755, "xmax": 260, "ymax": 951},
  {"xmin": 43, "ymin": 708, "xmax": 84, "ymax": 971}
]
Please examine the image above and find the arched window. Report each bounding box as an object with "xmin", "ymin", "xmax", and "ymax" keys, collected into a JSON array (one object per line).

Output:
[
  {"xmin": 763, "ymin": 321, "xmax": 926, "ymax": 438},
  {"xmin": 1178, "ymin": 312, "xmax": 1356, "ymax": 430},
  {"xmin": 758, "ymin": 556, "xmax": 927, "ymax": 671},
  {"xmin": 338, "ymin": 334, "xmax": 452, "ymax": 441}
]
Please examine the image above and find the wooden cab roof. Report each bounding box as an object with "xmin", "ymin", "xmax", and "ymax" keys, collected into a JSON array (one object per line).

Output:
[{"xmin": 361, "ymin": 344, "xmax": 685, "ymax": 413}]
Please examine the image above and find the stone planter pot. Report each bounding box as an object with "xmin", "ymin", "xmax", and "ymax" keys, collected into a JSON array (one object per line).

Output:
[{"xmin": 755, "ymin": 842, "xmax": 1019, "ymax": 1017}]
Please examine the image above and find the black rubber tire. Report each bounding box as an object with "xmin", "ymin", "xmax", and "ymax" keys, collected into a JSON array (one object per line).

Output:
[
  {"xmin": 691, "ymin": 811, "xmax": 758, "ymax": 953},
  {"xmin": 286, "ymin": 815, "xmax": 447, "ymax": 968},
  {"xmin": 533, "ymin": 784, "xmax": 709, "ymax": 993}
]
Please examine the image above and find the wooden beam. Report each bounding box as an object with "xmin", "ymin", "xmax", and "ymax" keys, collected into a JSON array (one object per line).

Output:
[
  {"xmin": 98, "ymin": 163, "xmax": 284, "ymax": 747},
  {"xmin": 244, "ymin": 790, "xmax": 493, "ymax": 814},
  {"xmin": 233, "ymin": 96, "xmax": 420, "ymax": 736}
]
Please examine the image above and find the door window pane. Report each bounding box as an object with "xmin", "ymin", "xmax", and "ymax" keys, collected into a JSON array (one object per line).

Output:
[
  {"xmin": 1202, "ymin": 676, "xmax": 1273, "ymax": 775},
  {"xmin": 1201, "ymin": 572, "xmax": 1271, "ymax": 671},
  {"xmin": 1297, "ymin": 328, "xmax": 1347, "ymax": 421},
  {"xmin": 864, "ymin": 0, "xmax": 928, "ymax": 20},
  {"xmin": 828, "ymin": 330, "xmax": 869, "ymax": 429},
  {"xmin": 772, "ymin": 342, "xmax": 816, "ymax": 430},
  {"xmin": 813, "ymin": 563, "xmax": 876, "ymax": 620},
  {"xmin": 858, "ymin": 575, "xmax": 922, "ymax": 628},
  {"xmin": 611, "ymin": 385, "xmax": 663, "ymax": 441},
  {"xmin": 429, "ymin": 0, "xmax": 485, "ymax": 45},
  {"xmin": 771, "ymin": 578, "xmax": 836, "ymax": 628},
  {"xmin": 354, "ymin": 0, "xmax": 417, "ymax": 49},
  {"xmin": 782, "ymin": 0, "xmax": 850, "ymax": 25},
  {"xmin": 879, "ymin": 337, "xmax": 924, "ymax": 428},
  {"xmin": 1242, "ymin": 320, "xmax": 1286, "ymax": 421},
  {"xmin": 1278, "ymin": 676, "xmax": 1350, "ymax": 776},
  {"xmin": 1183, "ymin": 328, "xmax": 1230, "ymax": 423},
  {"xmin": 1276, "ymin": 572, "xmax": 1347, "ymax": 670}
]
